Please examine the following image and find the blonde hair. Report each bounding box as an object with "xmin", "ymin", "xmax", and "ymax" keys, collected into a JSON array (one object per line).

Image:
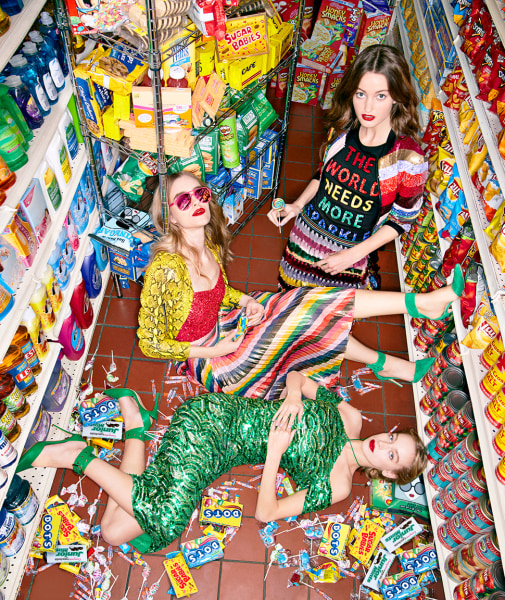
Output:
[
  {"xmin": 150, "ymin": 172, "xmax": 233, "ymax": 270},
  {"xmin": 362, "ymin": 428, "xmax": 428, "ymax": 486}
]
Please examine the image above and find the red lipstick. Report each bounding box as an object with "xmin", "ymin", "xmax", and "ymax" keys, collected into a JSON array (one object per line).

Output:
[
  {"xmin": 362, "ymin": 115, "xmax": 375, "ymax": 121},
  {"xmin": 369, "ymin": 439, "xmax": 375, "ymax": 452},
  {"xmin": 192, "ymin": 208, "xmax": 205, "ymax": 216}
]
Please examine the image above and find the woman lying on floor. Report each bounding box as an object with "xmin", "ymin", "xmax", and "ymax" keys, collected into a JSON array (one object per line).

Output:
[
  {"xmin": 17, "ymin": 372, "xmax": 427, "ymax": 553},
  {"xmin": 137, "ymin": 171, "xmax": 464, "ymax": 400}
]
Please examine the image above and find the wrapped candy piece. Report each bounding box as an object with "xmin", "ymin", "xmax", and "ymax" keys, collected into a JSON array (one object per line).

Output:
[{"xmin": 258, "ymin": 521, "xmax": 279, "ymax": 547}]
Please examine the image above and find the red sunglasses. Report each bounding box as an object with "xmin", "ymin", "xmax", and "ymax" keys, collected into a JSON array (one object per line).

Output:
[{"xmin": 169, "ymin": 186, "xmax": 212, "ymax": 211}]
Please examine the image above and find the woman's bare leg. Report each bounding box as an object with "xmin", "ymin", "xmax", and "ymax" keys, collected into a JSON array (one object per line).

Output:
[
  {"xmin": 344, "ymin": 336, "xmax": 415, "ymax": 380},
  {"xmin": 354, "ymin": 285, "xmax": 458, "ymax": 320}
]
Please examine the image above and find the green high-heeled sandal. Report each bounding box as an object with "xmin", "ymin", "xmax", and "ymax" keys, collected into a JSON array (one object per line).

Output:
[
  {"xmin": 103, "ymin": 388, "xmax": 160, "ymax": 441},
  {"xmin": 367, "ymin": 353, "xmax": 436, "ymax": 385},
  {"xmin": 366, "ymin": 352, "xmax": 403, "ymax": 387},
  {"xmin": 405, "ymin": 263, "xmax": 464, "ymax": 320},
  {"xmin": 412, "ymin": 356, "xmax": 436, "ymax": 382},
  {"xmin": 16, "ymin": 434, "xmax": 88, "ymax": 473}
]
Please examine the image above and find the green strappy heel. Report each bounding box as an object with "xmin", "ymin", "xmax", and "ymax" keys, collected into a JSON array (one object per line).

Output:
[
  {"xmin": 16, "ymin": 434, "xmax": 91, "ymax": 474},
  {"xmin": 103, "ymin": 388, "xmax": 160, "ymax": 441},
  {"xmin": 405, "ymin": 264, "xmax": 464, "ymax": 320},
  {"xmin": 367, "ymin": 353, "xmax": 435, "ymax": 385}
]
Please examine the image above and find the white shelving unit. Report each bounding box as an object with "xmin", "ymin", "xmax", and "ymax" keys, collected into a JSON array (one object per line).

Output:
[
  {"xmin": 1, "ymin": 4, "xmax": 109, "ymax": 596},
  {"xmin": 397, "ymin": 1, "xmax": 505, "ymax": 597},
  {"xmin": 0, "ymin": 269, "xmax": 109, "ymax": 598}
]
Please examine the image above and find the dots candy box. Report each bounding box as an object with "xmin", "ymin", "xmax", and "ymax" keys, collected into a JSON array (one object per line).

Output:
[
  {"xmin": 199, "ymin": 496, "xmax": 243, "ymax": 528},
  {"xmin": 180, "ymin": 534, "xmax": 224, "ymax": 567},
  {"xmin": 318, "ymin": 522, "xmax": 350, "ymax": 560}
]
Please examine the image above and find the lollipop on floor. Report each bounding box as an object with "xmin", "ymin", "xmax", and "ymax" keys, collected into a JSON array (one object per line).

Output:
[{"xmin": 272, "ymin": 197, "xmax": 285, "ymax": 234}]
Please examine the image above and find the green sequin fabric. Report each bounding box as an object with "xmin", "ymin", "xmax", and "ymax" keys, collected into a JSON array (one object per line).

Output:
[{"xmin": 130, "ymin": 386, "xmax": 349, "ymax": 553}]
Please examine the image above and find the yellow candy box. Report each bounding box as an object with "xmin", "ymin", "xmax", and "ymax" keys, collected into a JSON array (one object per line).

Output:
[
  {"xmin": 348, "ymin": 519, "xmax": 384, "ymax": 564},
  {"xmin": 318, "ymin": 522, "xmax": 350, "ymax": 560},
  {"xmin": 164, "ymin": 552, "xmax": 198, "ymax": 598},
  {"xmin": 199, "ymin": 496, "xmax": 243, "ymax": 528},
  {"xmin": 217, "ymin": 14, "xmax": 269, "ymax": 61}
]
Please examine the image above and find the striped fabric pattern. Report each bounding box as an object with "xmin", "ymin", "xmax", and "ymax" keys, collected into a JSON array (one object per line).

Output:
[{"xmin": 179, "ymin": 287, "xmax": 355, "ymax": 401}]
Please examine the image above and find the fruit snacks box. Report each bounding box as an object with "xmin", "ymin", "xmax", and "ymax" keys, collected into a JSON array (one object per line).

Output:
[
  {"xmin": 292, "ymin": 67, "xmax": 326, "ymax": 106},
  {"xmin": 355, "ymin": 0, "xmax": 392, "ymax": 51}
]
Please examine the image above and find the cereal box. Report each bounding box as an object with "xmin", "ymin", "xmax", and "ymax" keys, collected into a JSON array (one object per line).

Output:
[
  {"xmin": 355, "ymin": 0, "xmax": 392, "ymax": 51},
  {"xmin": 312, "ymin": 0, "xmax": 351, "ymax": 49},
  {"xmin": 300, "ymin": 40, "xmax": 343, "ymax": 73},
  {"xmin": 292, "ymin": 67, "xmax": 326, "ymax": 106},
  {"xmin": 320, "ymin": 69, "xmax": 344, "ymax": 110},
  {"xmin": 216, "ymin": 14, "xmax": 269, "ymax": 61}
]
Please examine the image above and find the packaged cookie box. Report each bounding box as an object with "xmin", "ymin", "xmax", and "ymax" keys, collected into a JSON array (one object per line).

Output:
[
  {"xmin": 291, "ymin": 67, "xmax": 327, "ymax": 106},
  {"xmin": 320, "ymin": 70, "xmax": 345, "ymax": 110},
  {"xmin": 355, "ymin": 0, "xmax": 392, "ymax": 51}
]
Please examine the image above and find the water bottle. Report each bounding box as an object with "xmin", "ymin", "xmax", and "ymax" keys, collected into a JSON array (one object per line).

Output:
[
  {"xmin": 38, "ymin": 12, "xmax": 69, "ymax": 77},
  {"xmin": 9, "ymin": 55, "xmax": 50, "ymax": 117},
  {"xmin": 28, "ymin": 31, "xmax": 65, "ymax": 93},
  {"xmin": 2, "ymin": 75, "xmax": 43, "ymax": 130},
  {"xmin": 22, "ymin": 42, "xmax": 58, "ymax": 105}
]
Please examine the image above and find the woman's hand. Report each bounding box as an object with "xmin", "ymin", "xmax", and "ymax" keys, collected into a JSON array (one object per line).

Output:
[
  {"xmin": 267, "ymin": 202, "xmax": 302, "ymax": 228},
  {"xmin": 243, "ymin": 297, "xmax": 264, "ymax": 326},
  {"xmin": 267, "ymin": 420, "xmax": 295, "ymax": 458},
  {"xmin": 315, "ymin": 247, "xmax": 361, "ymax": 275},
  {"xmin": 273, "ymin": 390, "xmax": 304, "ymax": 428},
  {"xmin": 211, "ymin": 331, "xmax": 244, "ymax": 357}
]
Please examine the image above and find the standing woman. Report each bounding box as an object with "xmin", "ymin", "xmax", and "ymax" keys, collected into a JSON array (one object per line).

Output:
[
  {"xmin": 268, "ymin": 44, "xmax": 428, "ymax": 291},
  {"xmin": 137, "ymin": 171, "xmax": 463, "ymax": 400}
]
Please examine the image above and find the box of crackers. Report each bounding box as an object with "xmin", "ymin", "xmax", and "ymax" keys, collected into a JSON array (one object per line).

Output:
[{"xmin": 292, "ymin": 67, "xmax": 326, "ymax": 106}]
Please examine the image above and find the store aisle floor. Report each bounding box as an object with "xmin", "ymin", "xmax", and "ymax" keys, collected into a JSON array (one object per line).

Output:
[{"xmin": 19, "ymin": 102, "xmax": 418, "ymax": 600}]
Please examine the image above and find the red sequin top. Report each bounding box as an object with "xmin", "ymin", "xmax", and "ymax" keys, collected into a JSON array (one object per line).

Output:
[{"xmin": 176, "ymin": 270, "xmax": 226, "ymax": 342}]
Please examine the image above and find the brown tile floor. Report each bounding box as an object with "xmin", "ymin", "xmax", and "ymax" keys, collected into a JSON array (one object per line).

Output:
[{"xmin": 18, "ymin": 102, "xmax": 420, "ymax": 600}]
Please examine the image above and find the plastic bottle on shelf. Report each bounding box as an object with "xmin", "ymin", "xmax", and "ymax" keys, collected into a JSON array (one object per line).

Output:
[
  {"xmin": 70, "ymin": 272, "xmax": 93, "ymax": 329},
  {"xmin": 58, "ymin": 306, "xmax": 85, "ymax": 361},
  {"xmin": 40, "ymin": 264, "xmax": 63, "ymax": 315},
  {"xmin": 0, "ymin": 113, "xmax": 27, "ymax": 171},
  {"xmin": 29, "ymin": 282, "xmax": 55, "ymax": 332},
  {"xmin": 38, "ymin": 11, "xmax": 69, "ymax": 77},
  {"xmin": 0, "ymin": 345, "xmax": 37, "ymax": 396},
  {"xmin": 46, "ymin": 132, "xmax": 72, "ymax": 191},
  {"xmin": 69, "ymin": 188, "xmax": 88, "ymax": 236},
  {"xmin": 20, "ymin": 306, "xmax": 49, "ymax": 360},
  {"xmin": 0, "ymin": 7, "xmax": 10, "ymax": 35},
  {"xmin": 0, "ymin": 0, "xmax": 22, "ymax": 16},
  {"xmin": 0, "ymin": 156, "xmax": 15, "ymax": 190},
  {"xmin": 47, "ymin": 246, "xmax": 70, "ymax": 291},
  {"xmin": 167, "ymin": 66, "xmax": 188, "ymax": 88},
  {"xmin": 3, "ymin": 75, "xmax": 44, "ymax": 130},
  {"xmin": 22, "ymin": 42, "xmax": 58, "ymax": 106},
  {"xmin": 28, "ymin": 30, "xmax": 65, "ymax": 93},
  {"xmin": 0, "ymin": 83, "xmax": 32, "ymax": 146},
  {"xmin": 81, "ymin": 244, "xmax": 102, "ymax": 299},
  {"xmin": 35, "ymin": 159, "xmax": 62, "ymax": 212},
  {"xmin": 58, "ymin": 109, "xmax": 79, "ymax": 162},
  {"xmin": 0, "ymin": 373, "xmax": 29, "ymax": 418},
  {"xmin": 11, "ymin": 325, "xmax": 41, "ymax": 376},
  {"xmin": 64, "ymin": 211, "xmax": 80, "ymax": 251},
  {"xmin": 91, "ymin": 228, "xmax": 109, "ymax": 271},
  {"xmin": 57, "ymin": 228, "xmax": 76, "ymax": 273},
  {"xmin": 0, "ymin": 280, "xmax": 13, "ymax": 322},
  {"xmin": 9, "ymin": 55, "xmax": 50, "ymax": 118}
]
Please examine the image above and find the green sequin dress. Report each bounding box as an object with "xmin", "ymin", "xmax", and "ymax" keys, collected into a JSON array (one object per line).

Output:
[{"xmin": 130, "ymin": 386, "xmax": 349, "ymax": 553}]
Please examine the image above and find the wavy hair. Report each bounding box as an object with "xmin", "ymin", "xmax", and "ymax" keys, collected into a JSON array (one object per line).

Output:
[
  {"xmin": 361, "ymin": 428, "xmax": 428, "ymax": 486},
  {"xmin": 150, "ymin": 172, "xmax": 234, "ymax": 273},
  {"xmin": 322, "ymin": 44, "xmax": 421, "ymax": 158}
]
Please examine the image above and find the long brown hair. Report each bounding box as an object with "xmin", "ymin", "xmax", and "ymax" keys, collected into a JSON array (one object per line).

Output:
[
  {"xmin": 150, "ymin": 172, "xmax": 234, "ymax": 269},
  {"xmin": 362, "ymin": 428, "xmax": 428, "ymax": 486},
  {"xmin": 322, "ymin": 44, "xmax": 421, "ymax": 158}
]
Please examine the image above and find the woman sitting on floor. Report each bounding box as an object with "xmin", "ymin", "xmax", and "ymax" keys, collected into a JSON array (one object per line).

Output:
[{"xmin": 137, "ymin": 171, "xmax": 463, "ymax": 400}]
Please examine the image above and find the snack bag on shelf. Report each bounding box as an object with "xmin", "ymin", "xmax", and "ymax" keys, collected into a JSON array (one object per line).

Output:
[
  {"xmin": 460, "ymin": 260, "xmax": 480, "ymax": 328},
  {"xmin": 169, "ymin": 145, "xmax": 206, "ymax": 181},
  {"xmin": 462, "ymin": 291, "xmax": 500, "ymax": 349},
  {"xmin": 110, "ymin": 155, "xmax": 157, "ymax": 204},
  {"xmin": 484, "ymin": 201, "xmax": 505, "ymax": 241},
  {"xmin": 436, "ymin": 163, "xmax": 468, "ymax": 240},
  {"xmin": 467, "ymin": 131, "xmax": 488, "ymax": 177},
  {"xmin": 441, "ymin": 220, "xmax": 476, "ymax": 277},
  {"xmin": 491, "ymin": 221, "xmax": 505, "ymax": 273}
]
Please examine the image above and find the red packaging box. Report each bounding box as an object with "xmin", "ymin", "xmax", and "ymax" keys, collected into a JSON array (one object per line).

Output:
[
  {"xmin": 355, "ymin": 1, "xmax": 392, "ymax": 51},
  {"xmin": 292, "ymin": 67, "xmax": 326, "ymax": 106}
]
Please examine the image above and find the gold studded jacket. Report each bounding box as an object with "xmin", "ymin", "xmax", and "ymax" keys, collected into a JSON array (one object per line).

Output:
[{"xmin": 137, "ymin": 247, "xmax": 243, "ymax": 360}]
